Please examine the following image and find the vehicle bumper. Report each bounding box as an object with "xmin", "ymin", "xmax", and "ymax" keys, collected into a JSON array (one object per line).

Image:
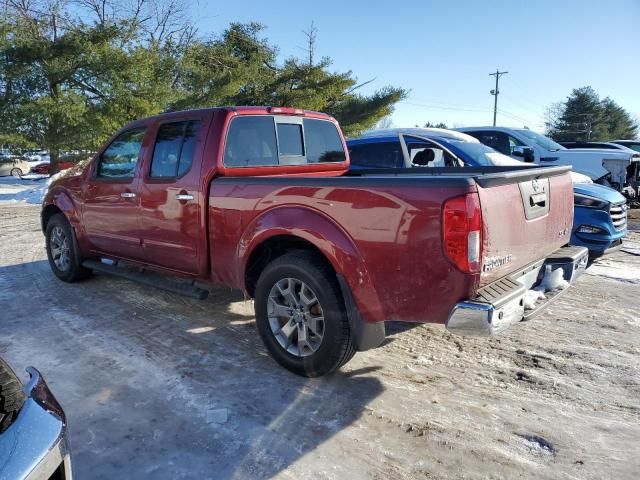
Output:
[
  {"xmin": 570, "ymin": 204, "xmax": 627, "ymax": 255},
  {"xmin": 0, "ymin": 368, "xmax": 72, "ymax": 480},
  {"xmin": 446, "ymin": 245, "xmax": 588, "ymax": 336}
]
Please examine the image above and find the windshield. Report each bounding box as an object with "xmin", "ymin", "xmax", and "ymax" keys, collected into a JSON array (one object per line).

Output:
[
  {"xmin": 516, "ymin": 130, "xmax": 565, "ymax": 152},
  {"xmin": 448, "ymin": 139, "xmax": 522, "ymax": 166}
]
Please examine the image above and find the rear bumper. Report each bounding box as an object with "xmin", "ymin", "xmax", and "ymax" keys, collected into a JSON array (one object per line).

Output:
[
  {"xmin": 0, "ymin": 368, "xmax": 72, "ymax": 480},
  {"xmin": 446, "ymin": 245, "xmax": 588, "ymax": 336}
]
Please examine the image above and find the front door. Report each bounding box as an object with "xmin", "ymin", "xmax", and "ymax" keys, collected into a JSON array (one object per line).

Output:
[
  {"xmin": 81, "ymin": 127, "xmax": 148, "ymax": 261},
  {"xmin": 137, "ymin": 116, "xmax": 208, "ymax": 275}
]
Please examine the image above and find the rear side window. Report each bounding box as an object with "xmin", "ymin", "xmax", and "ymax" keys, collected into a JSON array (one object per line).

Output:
[
  {"xmin": 348, "ymin": 142, "xmax": 403, "ymax": 168},
  {"xmin": 303, "ymin": 118, "xmax": 346, "ymax": 163},
  {"xmin": 97, "ymin": 128, "xmax": 146, "ymax": 178},
  {"xmin": 223, "ymin": 116, "xmax": 346, "ymax": 167},
  {"xmin": 224, "ymin": 117, "xmax": 278, "ymax": 167},
  {"xmin": 150, "ymin": 120, "xmax": 201, "ymax": 178}
]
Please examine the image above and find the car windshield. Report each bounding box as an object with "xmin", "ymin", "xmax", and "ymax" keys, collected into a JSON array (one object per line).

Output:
[
  {"xmin": 447, "ymin": 139, "xmax": 522, "ymax": 166},
  {"xmin": 516, "ymin": 130, "xmax": 565, "ymax": 152}
]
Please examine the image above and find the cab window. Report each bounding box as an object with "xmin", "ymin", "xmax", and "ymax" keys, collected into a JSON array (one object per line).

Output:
[
  {"xmin": 97, "ymin": 128, "xmax": 146, "ymax": 178},
  {"xmin": 224, "ymin": 116, "xmax": 346, "ymax": 167},
  {"xmin": 224, "ymin": 117, "xmax": 278, "ymax": 167},
  {"xmin": 150, "ymin": 120, "xmax": 201, "ymax": 178},
  {"xmin": 303, "ymin": 118, "xmax": 346, "ymax": 163}
]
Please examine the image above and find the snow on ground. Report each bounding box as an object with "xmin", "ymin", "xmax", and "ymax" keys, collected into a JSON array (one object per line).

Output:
[
  {"xmin": 1, "ymin": 204, "xmax": 639, "ymax": 480},
  {"xmin": 0, "ymin": 174, "xmax": 55, "ymax": 204},
  {"xmin": 585, "ymin": 237, "xmax": 640, "ymax": 285}
]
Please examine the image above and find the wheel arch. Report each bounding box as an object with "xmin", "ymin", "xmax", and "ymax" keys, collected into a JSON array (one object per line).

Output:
[
  {"xmin": 239, "ymin": 206, "xmax": 386, "ymax": 326},
  {"xmin": 41, "ymin": 204, "xmax": 64, "ymax": 233}
]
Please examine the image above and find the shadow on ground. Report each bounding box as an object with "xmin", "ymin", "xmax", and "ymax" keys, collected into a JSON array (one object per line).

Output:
[{"xmin": 0, "ymin": 260, "xmax": 385, "ymax": 479}]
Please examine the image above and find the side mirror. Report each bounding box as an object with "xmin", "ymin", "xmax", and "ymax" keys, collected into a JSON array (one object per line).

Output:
[{"xmin": 513, "ymin": 146, "xmax": 535, "ymax": 163}]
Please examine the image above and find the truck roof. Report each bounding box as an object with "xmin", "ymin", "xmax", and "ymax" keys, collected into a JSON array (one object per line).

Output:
[{"xmin": 124, "ymin": 106, "xmax": 334, "ymax": 127}]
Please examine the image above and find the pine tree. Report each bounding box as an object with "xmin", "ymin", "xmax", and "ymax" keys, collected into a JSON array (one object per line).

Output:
[{"xmin": 546, "ymin": 86, "xmax": 638, "ymax": 141}]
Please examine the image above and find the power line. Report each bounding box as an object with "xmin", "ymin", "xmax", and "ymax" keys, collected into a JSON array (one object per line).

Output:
[
  {"xmin": 497, "ymin": 108, "xmax": 535, "ymax": 126},
  {"xmin": 489, "ymin": 69, "xmax": 508, "ymax": 126},
  {"xmin": 399, "ymin": 101, "xmax": 490, "ymax": 113}
]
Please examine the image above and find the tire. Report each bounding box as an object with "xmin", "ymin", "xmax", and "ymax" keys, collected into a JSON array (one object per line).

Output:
[
  {"xmin": 45, "ymin": 213, "xmax": 92, "ymax": 282},
  {"xmin": 254, "ymin": 252, "xmax": 355, "ymax": 377},
  {"xmin": 0, "ymin": 358, "xmax": 25, "ymax": 434},
  {"xmin": 10, "ymin": 168, "xmax": 22, "ymax": 178}
]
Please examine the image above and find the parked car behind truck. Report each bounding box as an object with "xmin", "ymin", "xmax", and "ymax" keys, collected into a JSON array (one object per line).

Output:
[
  {"xmin": 457, "ymin": 126, "xmax": 640, "ymax": 198},
  {"xmin": 348, "ymin": 128, "xmax": 627, "ymax": 257},
  {"xmin": 42, "ymin": 107, "xmax": 587, "ymax": 377}
]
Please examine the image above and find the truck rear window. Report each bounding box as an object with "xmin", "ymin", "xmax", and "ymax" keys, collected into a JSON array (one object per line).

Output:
[{"xmin": 224, "ymin": 116, "xmax": 345, "ymax": 167}]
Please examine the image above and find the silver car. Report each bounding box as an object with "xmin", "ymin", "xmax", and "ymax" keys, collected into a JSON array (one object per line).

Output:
[
  {"xmin": 0, "ymin": 358, "xmax": 72, "ymax": 479},
  {"xmin": 0, "ymin": 156, "xmax": 31, "ymax": 176}
]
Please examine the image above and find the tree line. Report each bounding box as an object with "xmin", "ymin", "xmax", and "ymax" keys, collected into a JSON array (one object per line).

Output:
[
  {"xmin": 0, "ymin": 0, "xmax": 407, "ymax": 170},
  {"xmin": 545, "ymin": 86, "xmax": 638, "ymax": 142}
]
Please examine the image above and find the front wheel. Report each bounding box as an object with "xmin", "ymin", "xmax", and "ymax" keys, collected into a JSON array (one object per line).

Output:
[
  {"xmin": 10, "ymin": 168, "xmax": 22, "ymax": 177},
  {"xmin": 254, "ymin": 252, "xmax": 355, "ymax": 377},
  {"xmin": 45, "ymin": 213, "xmax": 92, "ymax": 282}
]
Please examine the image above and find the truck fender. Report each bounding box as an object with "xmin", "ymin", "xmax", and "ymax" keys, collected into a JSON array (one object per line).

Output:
[
  {"xmin": 238, "ymin": 206, "xmax": 387, "ymax": 347},
  {"xmin": 42, "ymin": 190, "xmax": 90, "ymax": 252}
]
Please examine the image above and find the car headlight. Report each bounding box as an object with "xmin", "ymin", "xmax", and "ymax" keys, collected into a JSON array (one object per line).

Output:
[{"xmin": 574, "ymin": 193, "xmax": 609, "ymax": 209}]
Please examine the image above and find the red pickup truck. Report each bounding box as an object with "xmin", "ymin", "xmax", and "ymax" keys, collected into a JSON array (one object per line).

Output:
[{"xmin": 41, "ymin": 107, "xmax": 587, "ymax": 376}]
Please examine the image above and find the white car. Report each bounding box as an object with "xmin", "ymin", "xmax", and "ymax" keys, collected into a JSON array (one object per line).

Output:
[
  {"xmin": 457, "ymin": 127, "xmax": 639, "ymax": 197},
  {"xmin": 0, "ymin": 156, "xmax": 31, "ymax": 177}
]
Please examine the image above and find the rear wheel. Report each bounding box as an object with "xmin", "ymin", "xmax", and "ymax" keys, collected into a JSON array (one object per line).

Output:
[
  {"xmin": 10, "ymin": 167, "xmax": 22, "ymax": 177},
  {"xmin": 0, "ymin": 358, "xmax": 25, "ymax": 434},
  {"xmin": 45, "ymin": 213, "xmax": 92, "ymax": 282},
  {"xmin": 254, "ymin": 252, "xmax": 355, "ymax": 377}
]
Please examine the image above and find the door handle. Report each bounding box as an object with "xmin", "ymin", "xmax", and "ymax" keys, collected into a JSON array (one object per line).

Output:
[
  {"xmin": 176, "ymin": 193, "xmax": 194, "ymax": 201},
  {"xmin": 529, "ymin": 192, "xmax": 546, "ymax": 207},
  {"xmin": 120, "ymin": 192, "xmax": 136, "ymax": 198}
]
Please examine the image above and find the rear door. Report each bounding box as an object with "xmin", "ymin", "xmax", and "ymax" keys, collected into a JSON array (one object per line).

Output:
[
  {"xmin": 137, "ymin": 113, "xmax": 211, "ymax": 274},
  {"xmin": 81, "ymin": 127, "xmax": 147, "ymax": 260}
]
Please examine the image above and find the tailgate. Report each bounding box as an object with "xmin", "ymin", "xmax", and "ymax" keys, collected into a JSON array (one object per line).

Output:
[{"xmin": 475, "ymin": 166, "xmax": 574, "ymax": 286}]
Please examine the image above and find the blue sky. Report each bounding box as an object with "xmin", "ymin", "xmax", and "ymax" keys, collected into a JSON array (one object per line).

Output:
[{"xmin": 194, "ymin": 0, "xmax": 640, "ymax": 132}]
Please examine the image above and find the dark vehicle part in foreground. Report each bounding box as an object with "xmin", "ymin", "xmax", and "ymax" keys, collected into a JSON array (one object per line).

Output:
[{"xmin": 0, "ymin": 359, "xmax": 72, "ymax": 480}]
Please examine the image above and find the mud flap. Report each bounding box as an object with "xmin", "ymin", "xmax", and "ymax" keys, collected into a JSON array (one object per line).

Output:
[{"xmin": 336, "ymin": 274, "xmax": 385, "ymax": 351}]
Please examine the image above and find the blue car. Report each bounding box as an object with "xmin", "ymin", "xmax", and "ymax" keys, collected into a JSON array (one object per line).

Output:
[
  {"xmin": 572, "ymin": 183, "xmax": 627, "ymax": 256},
  {"xmin": 347, "ymin": 128, "xmax": 627, "ymax": 257}
]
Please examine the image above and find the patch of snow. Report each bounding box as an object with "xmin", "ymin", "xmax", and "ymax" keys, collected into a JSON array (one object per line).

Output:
[
  {"xmin": 0, "ymin": 172, "xmax": 61, "ymax": 204},
  {"xmin": 523, "ymin": 289, "xmax": 546, "ymax": 310},
  {"xmin": 536, "ymin": 266, "xmax": 569, "ymax": 292},
  {"xmin": 586, "ymin": 258, "xmax": 640, "ymax": 285}
]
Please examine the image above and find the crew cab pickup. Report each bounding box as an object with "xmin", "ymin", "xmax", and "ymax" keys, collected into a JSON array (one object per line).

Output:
[{"xmin": 41, "ymin": 107, "xmax": 588, "ymax": 377}]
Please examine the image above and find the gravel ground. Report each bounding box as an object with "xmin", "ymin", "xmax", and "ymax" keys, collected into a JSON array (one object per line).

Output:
[{"xmin": 0, "ymin": 202, "xmax": 639, "ymax": 480}]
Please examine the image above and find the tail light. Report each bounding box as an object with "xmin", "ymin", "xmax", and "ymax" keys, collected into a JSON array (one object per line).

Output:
[{"xmin": 442, "ymin": 193, "xmax": 483, "ymax": 273}]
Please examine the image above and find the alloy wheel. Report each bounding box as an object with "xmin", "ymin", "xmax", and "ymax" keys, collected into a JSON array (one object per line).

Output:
[
  {"xmin": 267, "ymin": 277, "xmax": 325, "ymax": 357},
  {"xmin": 50, "ymin": 226, "xmax": 71, "ymax": 272}
]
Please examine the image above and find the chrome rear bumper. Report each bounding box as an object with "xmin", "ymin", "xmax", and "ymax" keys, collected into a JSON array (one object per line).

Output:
[
  {"xmin": 0, "ymin": 368, "xmax": 72, "ymax": 480},
  {"xmin": 446, "ymin": 246, "xmax": 588, "ymax": 336}
]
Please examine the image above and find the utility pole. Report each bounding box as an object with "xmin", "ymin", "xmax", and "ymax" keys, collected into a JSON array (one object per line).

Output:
[{"xmin": 489, "ymin": 69, "xmax": 508, "ymax": 126}]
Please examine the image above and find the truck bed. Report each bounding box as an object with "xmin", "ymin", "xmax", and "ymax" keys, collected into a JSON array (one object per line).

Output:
[{"xmin": 209, "ymin": 164, "xmax": 574, "ymax": 325}]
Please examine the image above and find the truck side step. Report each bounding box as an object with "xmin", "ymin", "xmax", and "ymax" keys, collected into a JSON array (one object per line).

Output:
[{"xmin": 82, "ymin": 259, "xmax": 209, "ymax": 300}]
